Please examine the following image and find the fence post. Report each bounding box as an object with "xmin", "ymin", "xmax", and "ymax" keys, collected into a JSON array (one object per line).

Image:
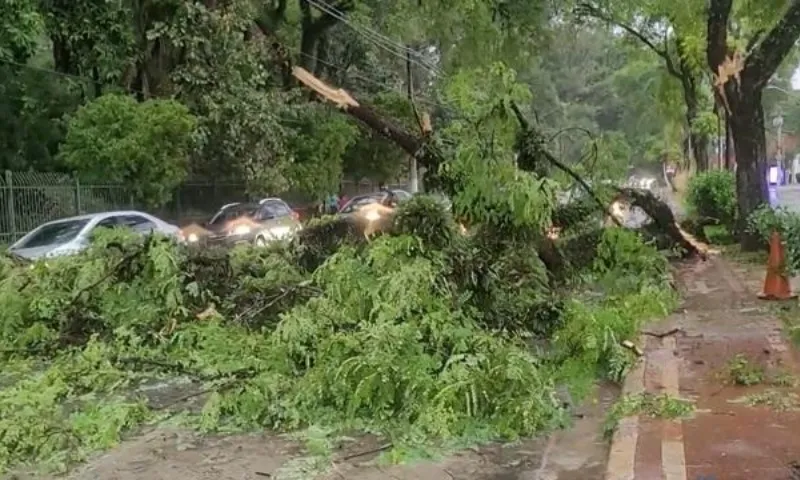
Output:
[
  {"xmin": 74, "ymin": 174, "xmax": 82, "ymax": 215},
  {"xmin": 5, "ymin": 171, "xmax": 15, "ymax": 242}
]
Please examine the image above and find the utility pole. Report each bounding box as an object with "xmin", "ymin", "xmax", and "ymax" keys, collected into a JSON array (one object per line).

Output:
[{"xmin": 406, "ymin": 47, "xmax": 419, "ymax": 193}]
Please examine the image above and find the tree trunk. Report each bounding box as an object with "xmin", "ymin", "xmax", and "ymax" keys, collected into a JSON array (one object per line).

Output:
[
  {"xmin": 298, "ymin": 0, "xmax": 344, "ymax": 73},
  {"xmin": 683, "ymin": 85, "xmax": 710, "ymax": 171},
  {"xmin": 728, "ymin": 88, "xmax": 768, "ymax": 250},
  {"xmin": 691, "ymin": 131, "xmax": 710, "ymax": 172},
  {"xmin": 725, "ymin": 109, "xmax": 734, "ymax": 170},
  {"xmin": 707, "ymin": 0, "xmax": 800, "ymax": 250}
]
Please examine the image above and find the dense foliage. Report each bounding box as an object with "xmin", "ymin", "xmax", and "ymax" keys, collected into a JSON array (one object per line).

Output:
[
  {"xmin": 0, "ymin": 0, "xmax": 710, "ymax": 200},
  {"xmin": 0, "ymin": 193, "xmax": 675, "ymax": 474},
  {"xmin": 686, "ymin": 170, "xmax": 737, "ymax": 231},
  {"xmin": 7, "ymin": 0, "xmax": 800, "ymax": 472},
  {"xmin": 60, "ymin": 94, "xmax": 197, "ymax": 207},
  {"xmin": 748, "ymin": 205, "xmax": 800, "ymax": 275}
]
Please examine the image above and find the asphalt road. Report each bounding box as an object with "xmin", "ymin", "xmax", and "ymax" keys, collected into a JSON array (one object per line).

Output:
[{"xmin": 775, "ymin": 184, "xmax": 800, "ymax": 212}]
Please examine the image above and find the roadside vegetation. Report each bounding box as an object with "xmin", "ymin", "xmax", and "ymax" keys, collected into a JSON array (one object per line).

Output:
[
  {"xmin": 684, "ymin": 170, "xmax": 800, "ymax": 270},
  {"xmin": 603, "ymin": 393, "xmax": 694, "ymax": 437}
]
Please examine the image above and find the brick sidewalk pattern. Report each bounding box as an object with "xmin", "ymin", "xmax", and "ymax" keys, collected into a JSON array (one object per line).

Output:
[{"xmin": 609, "ymin": 256, "xmax": 800, "ymax": 480}]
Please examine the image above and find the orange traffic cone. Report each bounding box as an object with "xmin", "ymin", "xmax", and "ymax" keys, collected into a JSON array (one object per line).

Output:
[{"xmin": 759, "ymin": 231, "xmax": 797, "ymax": 301}]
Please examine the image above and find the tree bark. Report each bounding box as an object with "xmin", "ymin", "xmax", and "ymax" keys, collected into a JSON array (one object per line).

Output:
[
  {"xmin": 678, "ymin": 55, "xmax": 710, "ymax": 171},
  {"xmin": 685, "ymin": 98, "xmax": 710, "ymax": 171},
  {"xmin": 725, "ymin": 109, "xmax": 734, "ymax": 170},
  {"xmin": 728, "ymin": 90, "xmax": 768, "ymax": 248}
]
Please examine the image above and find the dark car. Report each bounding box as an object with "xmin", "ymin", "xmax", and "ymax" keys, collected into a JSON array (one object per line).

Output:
[
  {"xmin": 337, "ymin": 189, "xmax": 413, "ymax": 215},
  {"xmin": 201, "ymin": 199, "xmax": 302, "ymax": 247}
]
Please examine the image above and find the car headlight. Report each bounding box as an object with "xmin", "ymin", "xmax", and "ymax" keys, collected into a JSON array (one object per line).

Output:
[
  {"xmin": 364, "ymin": 210, "xmax": 381, "ymax": 222},
  {"xmin": 187, "ymin": 233, "xmax": 199, "ymax": 243},
  {"xmin": 231, "ymin": 225, "xmax": 251, "ymax": 236}
]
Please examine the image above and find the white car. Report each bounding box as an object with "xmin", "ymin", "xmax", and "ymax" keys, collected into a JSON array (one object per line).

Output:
[{"xmin": 8, "ymin": 210, "xmax": 181, "ymax": 260}]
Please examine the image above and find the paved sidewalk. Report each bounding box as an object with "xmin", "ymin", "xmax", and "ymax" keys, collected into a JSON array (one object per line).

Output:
[{"xmin": 607, "ymin": 256, "xmax": 800, "ymax": 480}]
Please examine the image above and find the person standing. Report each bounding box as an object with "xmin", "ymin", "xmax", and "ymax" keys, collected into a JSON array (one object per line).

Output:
[
  {"xmin": 325, "ymin": 193, "xmax": 339, "ymax": 214},
  {"xmin": 337, "ymin": 187, "xmax": 349, "ymax": 211},
  {"xmin": 792, "ymin": 154, "xmax": 800, "ymax": 184}
]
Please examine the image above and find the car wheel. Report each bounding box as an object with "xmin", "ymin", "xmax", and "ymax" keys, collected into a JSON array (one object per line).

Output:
[{"xmin": 254, "ymin": 235, "xmax": 267, "ymax": 247}]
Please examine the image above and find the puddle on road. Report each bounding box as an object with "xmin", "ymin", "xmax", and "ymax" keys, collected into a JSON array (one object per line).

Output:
[{"xmin": 528, "ymin": 382, "xmax": 618, "ymax": 480}]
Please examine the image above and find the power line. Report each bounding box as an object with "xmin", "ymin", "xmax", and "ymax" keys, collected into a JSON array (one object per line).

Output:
[
  {"xmin": 305, "ymin": 0, "xmax": 443, "ymax": 75},
  {"xmin": 291, "ymin": 49, "xmax": 441, "ymax": 110}
]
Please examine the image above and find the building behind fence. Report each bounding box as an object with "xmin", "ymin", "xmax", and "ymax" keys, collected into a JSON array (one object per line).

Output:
[{"xmin": 0, "ymin": 170, "xmax": 408, "ymax": 243}]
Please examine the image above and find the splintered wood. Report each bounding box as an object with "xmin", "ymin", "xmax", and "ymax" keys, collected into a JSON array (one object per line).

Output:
[
  {"xmin": 713, "ymin": 51, "xmax": 744, "ymax": 114},
  {"xmin": 292, "ymin": 66, "xmax": 359, "ymax": 109}
]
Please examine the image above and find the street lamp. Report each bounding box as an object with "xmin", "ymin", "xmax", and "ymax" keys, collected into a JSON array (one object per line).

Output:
[
  {"xmin": 767, "ymin": 84, "xmax": 789, "ymax": 178},
  {"xmin": 773, "ymin": 113, "xmax": 784, "ymax": 171}
]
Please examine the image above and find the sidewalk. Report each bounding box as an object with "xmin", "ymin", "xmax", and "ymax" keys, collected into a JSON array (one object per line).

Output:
[{"xmin": 607, "ymin": 256, "xmax": 800, "ymax": 480}]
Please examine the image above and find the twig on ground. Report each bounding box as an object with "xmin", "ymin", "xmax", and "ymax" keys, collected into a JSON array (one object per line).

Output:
[
  {"xmin": 622, "ymin": 340, "xmax": 644, "ymax": 356},
  {"xmin": 642, "ymin": 328, "xmax": 683, "ymax": 338},
  {"xmin": 339, "ymin": 443, "xmax": 393, "ymax": 461}
]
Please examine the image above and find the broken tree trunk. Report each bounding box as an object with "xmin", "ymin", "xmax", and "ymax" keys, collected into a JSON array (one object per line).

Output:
[
  {"xmin": 292, "ymin": 67, "xmax": 442, "ymax": 169},
  {"xmin": 614, "ymin": 188, "xmax": 707, "ymax": 259}
]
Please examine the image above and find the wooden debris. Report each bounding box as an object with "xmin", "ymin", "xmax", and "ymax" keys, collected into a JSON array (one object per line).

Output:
[{"xmin": 622, "ymin": 340, "xmax": 644, "ymax": 357}]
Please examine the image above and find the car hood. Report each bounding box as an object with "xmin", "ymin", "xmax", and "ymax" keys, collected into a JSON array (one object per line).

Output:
[{"xmin": 9, "ymin": 244, "xmax": 81, "ymax": 260}]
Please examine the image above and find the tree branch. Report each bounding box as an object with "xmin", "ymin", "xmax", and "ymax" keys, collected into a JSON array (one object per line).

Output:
[
  {"xmin": 292, "ymin": 66, "xmax": 427, "ymax": 163},
  {"xmin": 706, "ymin": 0, "xmax": 733, "ymax": 72},
  {"xmin": 575, "ymin": 3, "xmax": 681, "ymax": 78},
  {"xmin": 743, "ymin": 0, "xmax": 800, "ymax": 87}
]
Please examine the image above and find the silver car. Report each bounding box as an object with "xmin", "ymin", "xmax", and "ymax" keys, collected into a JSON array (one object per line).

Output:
[{"xmin": 8, "ymin": 210, "xmax": 181, "ymax": 260}]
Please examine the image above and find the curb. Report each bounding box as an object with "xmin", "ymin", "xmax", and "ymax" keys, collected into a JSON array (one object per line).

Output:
[{"xmin": 604, "ymin": 335, "xmax": 646, "ymax": 480}]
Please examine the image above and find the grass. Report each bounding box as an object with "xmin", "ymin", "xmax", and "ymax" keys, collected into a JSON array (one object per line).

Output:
[
  {"xmin": 602, "ymin": 393, "xmax": 694, "ymax": 438},
  {"xmin": 721, "ymin": 243, "xmax": 768, "ymax": 266},
  {"xmin": 770, "ymin": 369, "xmax": 798, "ymax": 387},
  {"xmin": 704, "ymin": 225, "xmax": 736, "ymax": 246},
  {"xmin": 726, "ymin": 354, "xmax": 765, "ymax": 386},
  {"xmin": 734, "ymin": 390, "xmax": 800, "ymax": 411}
]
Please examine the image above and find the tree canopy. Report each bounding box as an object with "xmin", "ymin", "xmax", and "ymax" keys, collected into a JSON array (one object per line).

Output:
[
  {"xmin": 0, "ymin": 0, "xmax": 799, "ymax": 226},
  {"xmin": 0, "ymin": 0, "xmax": 690, "ymax": 201}
]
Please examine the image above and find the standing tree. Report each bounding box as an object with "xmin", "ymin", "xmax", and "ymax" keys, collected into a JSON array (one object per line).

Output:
[
  {"xmin": 61, "ymin": 93, "xmax": 196, "ymax": 207},
  {"xmin": 707, "ymin": 0, "xmax": 800, "ymax": 248},
  {"xmin": 575, "ymin": 2, "xmax": 714, "ymax": 171}
]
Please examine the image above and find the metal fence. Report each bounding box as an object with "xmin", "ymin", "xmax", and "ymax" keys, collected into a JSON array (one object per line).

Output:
[
  {"xmin": 0, "ymin": 171, "xmax": 251, "ymax": 244},
  {"xmin": 0, "ymin": 171, "xmax": 411, "ymax": 244}
]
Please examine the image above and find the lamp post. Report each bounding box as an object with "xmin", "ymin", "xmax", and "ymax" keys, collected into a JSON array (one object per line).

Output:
[
  {"xmin": 773, "ymin": 112, "xmax": 784, "ymax": 172},
  {"xmin": 766, "ymin": 84, "xmax": 790, "ymax": 182}
]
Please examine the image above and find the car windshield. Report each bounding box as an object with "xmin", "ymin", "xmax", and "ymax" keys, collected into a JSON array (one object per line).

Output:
[
  {"xmin": 208, "ymin": 204, "xmax": 257, "ymax": 226},
  {"xmin": 339, "ymin": 194, "xmax": 385, "ymax": 213},
  {"xmin": 14, "ymin": 218, "xmax": 90, "ymax": 249}
]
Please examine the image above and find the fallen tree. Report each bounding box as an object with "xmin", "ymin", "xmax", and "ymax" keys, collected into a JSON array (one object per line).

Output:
[
  {"xmin": 0, "ymin": 68, "xmax": 694, "ymax": 477},
  {"xmin": 291, "ymin": 66, "xmax": 706, "ymax": 259}
]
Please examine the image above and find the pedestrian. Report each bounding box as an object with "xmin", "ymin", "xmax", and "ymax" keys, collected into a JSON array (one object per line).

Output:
[
  {"xmin": 325, "ymin": 192, "xmax": 339, "ymax": 214},
  {"xmin": 337, "ymin": 188, "xmax": 349, "ymax": 211},
  {"xmin": 792, "ymin": 155, "xmax": 800, "ymax": 184}
]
